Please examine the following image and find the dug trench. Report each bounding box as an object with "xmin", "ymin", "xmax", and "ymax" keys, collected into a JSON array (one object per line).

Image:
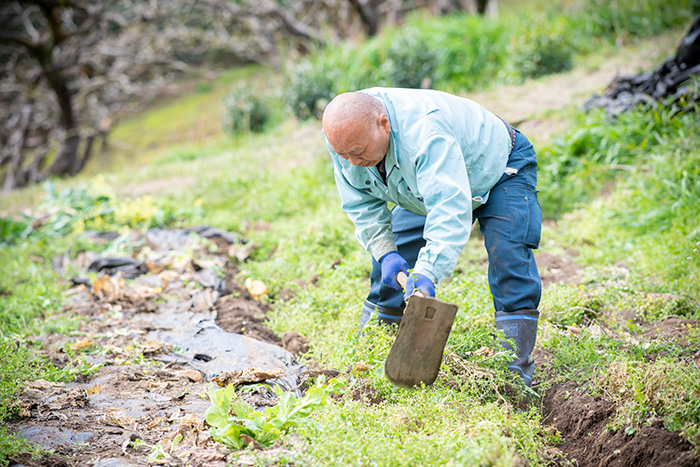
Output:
[
  {"xmin": 535, "ymin": 251, "xmax": 700, "ymax": 466},
  {"xmin": 542, "ymin": 380, "xmax": 698, "ymax": 467},
  {"xmin": 6, "ymin": 228, "xmax": 699, "ymax": 466}
]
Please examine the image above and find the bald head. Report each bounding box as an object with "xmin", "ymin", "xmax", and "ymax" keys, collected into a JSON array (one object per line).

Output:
[
  {"xmin": 322, "ymin": 92, "xmax": 391, "ymax": 167},
  {"xmin": 323, "ymin": 92, "xmax": 383, "ymax": 129}
]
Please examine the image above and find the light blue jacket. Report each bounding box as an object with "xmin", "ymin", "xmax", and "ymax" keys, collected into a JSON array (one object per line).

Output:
[{"xmin": 327, "ymin": 87, "xmax": 510, "ymax": 285}]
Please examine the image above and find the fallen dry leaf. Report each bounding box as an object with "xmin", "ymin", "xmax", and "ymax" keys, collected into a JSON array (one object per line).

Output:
[
  {"xmin": 473, "ymin": 346, "xmax": 495, "ymax": 357},
  {"xmin": 18, "ymin": 401, "xmax": 33, "ymax": 418},
  {"xmin": 351, "ymin": 362, "xmax": 373, "ymax": 372},
  {"xmin": 147, "ymin": 416, "xmax": 164, "ymax": 430},
  {"xmin": 71, "ymin": 337, "xmax": 94, "ymax": 351},
  {"xmin": 228, "ymin": 243, "xmax": 261, "ymax": 262},
  {"xmin": 145, "ymin": 260, "xmax": 167, "ymax": 275},
  {"xmin": 140, "ymin": 339, "xmax": 169, "ymax": 354},
  {"xmin": 103, "ymin": 408, "xmax": 135, "ymax": 429},
  {"xmin": 23, "ymin": 379, "xmax": 64, "ymax": 391},
  {"xmin": 149, "ymin": 381, "xmax": 169, "ymax": 392},
  {"xmin": 91, "ymin": 273, "xmax": 126, "ymax": 301},
  {"xmin": 211, "ymin": 367, "xmax": 284, "ymax": 387},
  {"xmin": 180, "ymin": 413, "xmax": 204, "ymax": 431},
  {"xmin": 174, "ymin": 369, "xmax": 203, "ymax": 382}
]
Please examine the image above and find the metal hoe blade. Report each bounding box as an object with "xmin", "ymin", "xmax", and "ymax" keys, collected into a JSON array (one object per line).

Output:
[{"xmin": 384, "ymin": 295, "xmax": 458, "ymax": 388}]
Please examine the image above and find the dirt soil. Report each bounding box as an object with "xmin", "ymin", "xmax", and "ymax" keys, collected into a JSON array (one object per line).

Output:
[
  {"xmin": 543, "ymin": 382, "xmax": 698, "ymax": 467},
  {"xmin": 7, "ymin": 227, "xmax": 310, "ymax": 467}
]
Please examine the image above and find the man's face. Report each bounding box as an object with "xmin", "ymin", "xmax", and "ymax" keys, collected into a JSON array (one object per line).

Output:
[{"xmin": 328, "ymin": 114, "xmax": 391, "ymax": 167}]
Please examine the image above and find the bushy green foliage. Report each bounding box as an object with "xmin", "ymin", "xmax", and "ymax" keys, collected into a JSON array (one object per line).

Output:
[
  {"xmin": 542, "ymin": 102, "xmax": 700, "ymax": 299},
  {"xmin": 0, "ymin": 426, "xmax": 40, "ymax": 467},
  {"xmin": 0, "ymin": 217, "xmax": 32, "ymax": 245},
  {"xmin": 0, "ymin": 337, "xmax": 46, "ymax": 421},
  {"xmin": 509, "ymin": 16, "xmax": 575, "ymax": 79},
  {"xmin": 285, "ymin": 59, "xmax": 337, "ymax": 120},
  {"xmin": 378, "ymin": 27, "xmax": 438, "ymax": 88},
  {"xmin": 223, "ymin": 82, "xmax": 277, "ymax": 134},
  {"xmin": 420, "ymin": 14, "xmax": 510, "ymax": 92}
]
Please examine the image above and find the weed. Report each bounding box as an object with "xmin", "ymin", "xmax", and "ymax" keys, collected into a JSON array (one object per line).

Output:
[
  {"xmin": 0, "ymin": 426, "xmax": 41, "ymax": 467},
  {"xmin": 130, "ymin": 434, "xmax": 183, "ymax": 464},
  {"xmin": 205, "ymin": 376, "xmax": 344, "ymax": 450},
  {"xmin": 540, "ymin": 285, "xmax": 605, "ymax": 326}
]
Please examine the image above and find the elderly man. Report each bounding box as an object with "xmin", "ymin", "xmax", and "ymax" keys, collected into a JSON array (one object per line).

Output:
[{"xmin": 322, "ymin": 87, "xmax": 541, "ymax": 387}]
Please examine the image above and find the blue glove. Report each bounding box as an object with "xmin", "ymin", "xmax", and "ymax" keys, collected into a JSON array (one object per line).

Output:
[
  {"xmin": 380, "ymin": 251, "xmax": 409, "ymax": 290},
  {"xmin": 404, "ymin": 272, "xmax": 436, "ymax": 300}
]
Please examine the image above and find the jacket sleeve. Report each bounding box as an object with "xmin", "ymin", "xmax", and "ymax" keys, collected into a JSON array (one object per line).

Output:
[
  {"xmin": 331, "ymin": 156, "xmax": 397, "ymax": 262},
  {"xmin": 411, "ymin": 135, "xmax": 473, "ymax": 285}
]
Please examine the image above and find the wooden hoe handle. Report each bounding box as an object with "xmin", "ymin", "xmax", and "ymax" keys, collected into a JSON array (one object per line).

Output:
[{"xmin": 397, "ymin": 271, "xmax": 425, "ymax": 298}]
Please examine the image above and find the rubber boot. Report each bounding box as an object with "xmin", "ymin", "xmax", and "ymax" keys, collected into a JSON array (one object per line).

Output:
[
  {"xmin": 494, "ymin": 309, "xmax": 539, "ymax": 387},
  {"xmin": 359, "ymin": 300, "xmax": 404, "ymax": 336}
]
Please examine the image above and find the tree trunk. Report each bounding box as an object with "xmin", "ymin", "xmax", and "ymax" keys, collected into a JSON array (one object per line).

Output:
[
  {"xmin": 2, "ymin": 103, "xmax": 33, "ymax": 193},
  {"xmin": 71, "ymin": 135, "xmax": 94, "ymax": 175},
  {"xmin": 348, "ymin": 0, "xmax": 379, "ymax": 36},
  {"xmin": 44, "ymin": 67, "xmax": 80, "ymax": 176}
]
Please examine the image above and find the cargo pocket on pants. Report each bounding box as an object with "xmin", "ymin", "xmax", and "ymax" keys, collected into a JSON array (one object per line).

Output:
[{"xmin": 503, "ymin": 184, "xmax": 542, "ymax": 249}]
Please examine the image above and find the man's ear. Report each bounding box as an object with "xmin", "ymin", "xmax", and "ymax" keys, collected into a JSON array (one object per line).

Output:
[{"xmin": 378, "ymin": 113, "xmax": 391, "ymax": 133}]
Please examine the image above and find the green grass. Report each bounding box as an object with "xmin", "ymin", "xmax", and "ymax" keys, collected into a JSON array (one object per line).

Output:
[{"xmin": 87, "ymin": 66, "xmax": 269, "ymax": 174}]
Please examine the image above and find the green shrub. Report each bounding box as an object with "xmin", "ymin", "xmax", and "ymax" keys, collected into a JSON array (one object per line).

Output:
[
  {"xmin": 427, "ymin": 15, "xmax": 509, "ymax": 92},
  {"xmin": 0, "ymin": 216, "xmax": 32, "ymax": 246},
  {"xmin": 509, "ymin": 17, "xmax": 575, "ymax": 79},
  {"xmin": 285, "ymin": 60, "xmax": 337, "ymax": 120},
  {"xmin": 223, "ymin": 82, "xmax": 273, "ymax": 133},
  {"xmin": 282, "ymin": 0, "xmax": 695, "ymax": 105},
  {"xmin": 378, "ymin": 27, "xmax": 438, "ymax": 88}
]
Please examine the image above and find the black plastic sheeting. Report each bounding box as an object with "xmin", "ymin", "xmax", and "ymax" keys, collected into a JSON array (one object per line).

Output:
[
  {"xmin": 88, "ymin": 257, "xmax": 148, "ymax": 279},
  {"xmin": 585, "ymin": 14, "xmax": 700, "ymax": 115},
  {"xmin": 146, "ymin": 311, "xmax": 304, "ymax": 394},
  {"xmin": 58, "ymin": 225, "xmax": 305, "ymax": 393}
]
